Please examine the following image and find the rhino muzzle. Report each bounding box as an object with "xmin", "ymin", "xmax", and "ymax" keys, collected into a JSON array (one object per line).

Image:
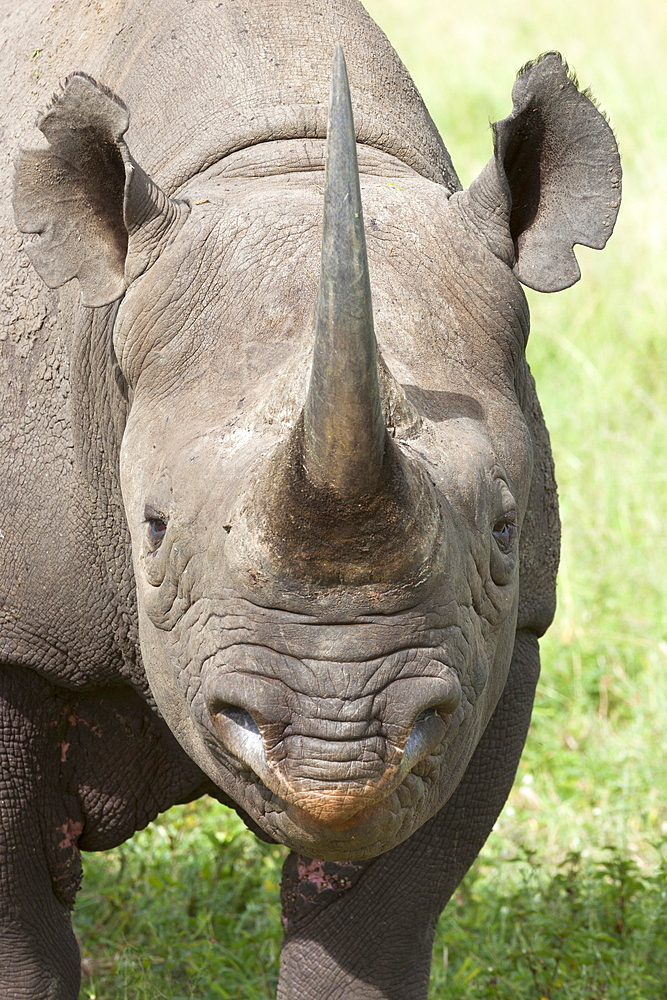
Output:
[{"xmin": 203, "ymin": 669, "xmax": 462, "ymax": 827}]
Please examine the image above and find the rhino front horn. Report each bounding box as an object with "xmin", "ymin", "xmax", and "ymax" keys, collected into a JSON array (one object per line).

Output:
[{"xmin": 302, "ymin": 46, "xmax": 387, "ymax": 498}]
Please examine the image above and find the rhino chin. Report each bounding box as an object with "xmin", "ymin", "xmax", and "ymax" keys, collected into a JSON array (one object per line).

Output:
[{"xmin": 255, "ymin": 770, "xmax": 437, "ymax": 862}]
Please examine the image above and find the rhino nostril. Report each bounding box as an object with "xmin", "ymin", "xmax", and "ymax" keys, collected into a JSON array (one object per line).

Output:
[
  {"xmin": 207, "ymin": 699, "xmax": 268, "ymax": 777},
  {"xmin": 399, "ymin": 692, "xmax": 460, "ymax": 772},
  {"xmin": 413, "ymin": 706, "xmax": 439, "ymax": 726},
  {"xmin": 213, "ymin": 704, "xmax": 261, "ymax": 737},
  {"xmin": 412, "ymin": 696, "xmax": 459, "ymax": 729}
]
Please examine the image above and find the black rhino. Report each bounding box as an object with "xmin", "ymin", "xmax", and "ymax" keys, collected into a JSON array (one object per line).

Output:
[{"xmin": 0, "ymin": 0, "xmax": 621, "ymax": 997}]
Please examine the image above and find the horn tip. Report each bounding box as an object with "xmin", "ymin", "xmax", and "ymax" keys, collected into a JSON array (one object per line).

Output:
[{"xmin": 332, "ymin": 44, "xmax": 348, "ymax": 82}]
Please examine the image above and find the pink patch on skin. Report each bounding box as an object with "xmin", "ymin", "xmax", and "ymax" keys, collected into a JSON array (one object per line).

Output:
[
  {"xmin": 59, "ymin": 741, "xmax": 70, "ymax": 762},
  {"xmin": 61, "ymin": 705, "xmax": 93, "ymax": 728},
  {"xmin": 64, "ymin": 705, "xmax": 101, "ymax": 736},
  {"xmin": 297, "ymin": 859, "xmax": 336, "ymax": 892},
  {"xmin": 58, "ymin": 820, "xmax": 84, "ymax": 850}
]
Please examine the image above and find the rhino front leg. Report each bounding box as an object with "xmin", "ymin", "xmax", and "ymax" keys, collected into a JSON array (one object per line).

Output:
[
  {"xmin": 277, "ymin": 630, "xmax": 540, "ymax": 1000},
  {"xmin": 0, "ymin": 664, "xmax": 81, "ymax": 1000}
]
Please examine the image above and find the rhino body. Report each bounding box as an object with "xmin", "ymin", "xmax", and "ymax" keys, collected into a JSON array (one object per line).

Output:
[{"xmin": 0, "ymin": 1, "xmax": 620, "ymax": 998}]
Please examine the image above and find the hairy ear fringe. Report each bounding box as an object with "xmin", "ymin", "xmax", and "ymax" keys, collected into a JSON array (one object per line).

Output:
[
  {"xmin": 515, "ymin": 51, "xmax": 615, "ymax": 129},
  {"xmin": 456, "ymin": 52, "xmax": 622, "ymax": 293}
]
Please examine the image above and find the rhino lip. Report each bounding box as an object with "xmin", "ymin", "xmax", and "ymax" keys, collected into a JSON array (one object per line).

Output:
[
  {"xmin": 282, "ymin": 722, "xmax": 452, "ymax": 834},
  {"xmin": 208, "ymin": 701, "xmax": 461, "ymax": 830}
]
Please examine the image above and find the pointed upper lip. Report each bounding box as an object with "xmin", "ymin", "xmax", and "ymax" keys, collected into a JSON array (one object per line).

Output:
[{"xmin": 207, "ymin": 695, "xmax": 463, "ymax": 829}]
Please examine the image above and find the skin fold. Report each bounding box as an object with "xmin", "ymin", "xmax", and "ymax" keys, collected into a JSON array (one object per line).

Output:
[{"xmin": 0, "ymin": 1, "xmax": 620, "ymax": 997}]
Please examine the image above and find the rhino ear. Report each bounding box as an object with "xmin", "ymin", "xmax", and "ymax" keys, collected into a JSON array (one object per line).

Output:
[
  {"xmin": 457, "ymin": 52, "xmax": 622, "ymax": 292},
  {"xmin": 13, "ymin": 74, "xmax": 187, "ymax": 307}
]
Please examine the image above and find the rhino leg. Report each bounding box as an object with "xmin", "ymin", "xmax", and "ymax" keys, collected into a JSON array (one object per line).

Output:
[
  {"xmin": 0, "ymin": 665, "xmax": 227, "ymax": 999},
  {"xmin": 0, "ymin": 664, "xmax": 82, "ymax": 1000},
  {"xmin": 278, "ymin": 630, "xmax": 540, "ymax": 1000}
]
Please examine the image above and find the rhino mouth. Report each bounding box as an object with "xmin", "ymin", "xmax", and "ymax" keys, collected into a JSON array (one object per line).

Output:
[
  {"xmin": 204, "ymin": 688, "xmax": 465, "ymax": 849},
  {"xmin": 222, "ymin": 703, "xmax": 468, "ymax": 860}
]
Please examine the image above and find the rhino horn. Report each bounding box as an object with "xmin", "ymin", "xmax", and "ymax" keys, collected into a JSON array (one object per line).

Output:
[{"xmin": 302, "ymin": 46, "xmax": 387, "ymax": 497}]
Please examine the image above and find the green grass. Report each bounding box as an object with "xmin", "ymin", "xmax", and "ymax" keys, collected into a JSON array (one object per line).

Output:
[
  {"xmin": 431, "ymin": 846, "xmax": 667, "ymax": 998},
  {"xmin": 76, "ymin": 805, "xmax": 284, "ymax": 999},
  {"xmin": 77, "ymin": 808, "xmax": 667, "ymax": 999},
  {"xmin": 76, "ymin": 0, "xmax": 667, "ymax": 997}
]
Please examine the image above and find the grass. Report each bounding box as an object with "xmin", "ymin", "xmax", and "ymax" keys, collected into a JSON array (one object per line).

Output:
[
  {"xmin": 76, "ymin": 805, "xmax": 284, "ymax": 999},
  {"xmin": 77, "ymin": 810, "xmax": 667, "ymax": 1000},
  {"xmin": 76, "ymin": 0, "xmax": 667, "ymax": 997},
  {"xmin": 431, "ymin": 846, "xmax": 667, "ymax": 998}
]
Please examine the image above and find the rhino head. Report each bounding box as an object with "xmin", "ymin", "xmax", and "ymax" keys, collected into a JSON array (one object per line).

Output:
[{"xmin": 14, "ymin": 49, "xmax": 620, "ymax": 859}]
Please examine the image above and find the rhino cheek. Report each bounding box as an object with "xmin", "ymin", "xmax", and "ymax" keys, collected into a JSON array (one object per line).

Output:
[{"xmin": 136, "ymin": 615, "xmax": 232, "ymax": 784}]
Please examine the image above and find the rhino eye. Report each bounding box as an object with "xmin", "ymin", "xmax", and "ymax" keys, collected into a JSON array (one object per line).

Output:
[
  {"xmin": 492, "ymin": 517, "xmax": 516, "ymax": 554},
  {"xmin": 145, "ymin": 512, "xmax": 168, "ymax": 549}
]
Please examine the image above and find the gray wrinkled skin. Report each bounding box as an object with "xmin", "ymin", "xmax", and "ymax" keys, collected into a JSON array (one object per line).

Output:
[{"xmin": 0, "ymin": 2, "xmax": 620, "ymax": 998}]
